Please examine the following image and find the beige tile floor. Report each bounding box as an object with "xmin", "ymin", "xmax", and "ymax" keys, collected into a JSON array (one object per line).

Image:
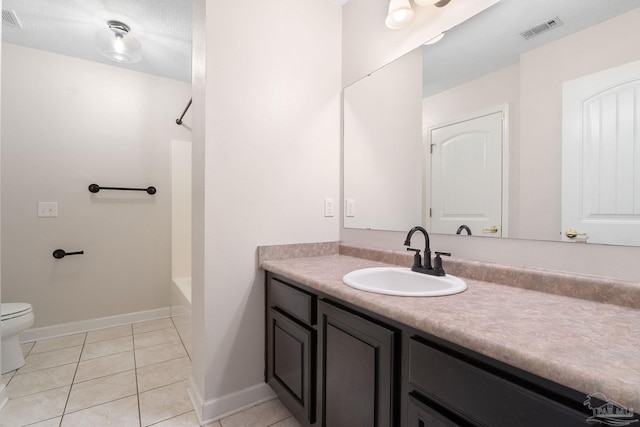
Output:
[{"xmin": 0, "ymin": 318, "xmax": 299, "ymax": 427}]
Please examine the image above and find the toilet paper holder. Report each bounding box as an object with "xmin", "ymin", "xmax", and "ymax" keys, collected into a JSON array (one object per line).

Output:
[{"xmin": 52, "ymin": 249, "xmax": 84, "ymax": 259}]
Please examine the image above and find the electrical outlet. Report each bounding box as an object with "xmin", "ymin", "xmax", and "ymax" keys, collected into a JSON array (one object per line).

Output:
[
  {"xmin": 38, "ymin": 202, "xmax": 58, "ymax": 218},
  {"xmin": 324, "ymin": 198, "xmax": 335, "ymax": 217}
]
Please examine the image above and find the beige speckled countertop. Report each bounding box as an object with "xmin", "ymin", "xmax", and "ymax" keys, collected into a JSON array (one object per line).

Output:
[{"xmin": 259, "ymin": 243, "xmax": 640, "ymax": 412}]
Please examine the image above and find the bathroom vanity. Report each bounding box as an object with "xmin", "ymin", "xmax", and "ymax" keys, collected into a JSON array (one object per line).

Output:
[{"xmin": 261, "ymin": 244, "xmax": 640, "ymax": 427}]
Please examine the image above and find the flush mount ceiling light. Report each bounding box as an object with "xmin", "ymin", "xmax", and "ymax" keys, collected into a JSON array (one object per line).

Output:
[
  {"xmin": 385, "ymin": 0, "xmax": 416, "ymax": 30},
  {"xmin": 95, "ymin": 20, "xmax": 142, "ymax": 63}
]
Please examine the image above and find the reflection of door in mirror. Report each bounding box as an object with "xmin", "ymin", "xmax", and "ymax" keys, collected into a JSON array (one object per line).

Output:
[
  {"xmin": 430, "ymin": 111, "xmax": 504, "ymax": 237},
  {"xmin": 562, "ymin": 59, "xmax": 640, "ymax": 246}
]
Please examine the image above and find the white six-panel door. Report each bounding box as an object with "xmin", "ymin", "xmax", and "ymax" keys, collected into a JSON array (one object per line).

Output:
[
  {"xmin": 430, "ymin": 111, "xmax": 503, "ymax": 237},
  {"xmin": 562, "ymin": 60, "xmax": 640, "ymax": 246}
]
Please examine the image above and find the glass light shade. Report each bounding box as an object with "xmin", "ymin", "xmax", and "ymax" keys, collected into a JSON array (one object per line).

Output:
[
  {"xmin": 95, "ymin": 21, "xmax": 142, "ymax": 63},
  {"xmin": 385, "ymin": 0, "xmax": 416, "ymax": 29}
]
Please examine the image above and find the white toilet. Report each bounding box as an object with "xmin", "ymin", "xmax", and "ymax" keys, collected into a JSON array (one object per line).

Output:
[{"xmin": 1, "ymin": 303, "xmax": 35, "ymax": 374}]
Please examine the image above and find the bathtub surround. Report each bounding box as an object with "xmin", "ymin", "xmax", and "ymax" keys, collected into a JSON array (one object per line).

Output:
[{"xmin": 171, "ymin": 140, "xmax": 192, "ymax": 282}]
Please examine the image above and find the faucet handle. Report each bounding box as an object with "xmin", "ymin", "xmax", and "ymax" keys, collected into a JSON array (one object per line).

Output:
[
  {"xmin": 433, "ymin": 252, "xmax": 451, "ymax": 276},
  {"xmin": 406, "ymin": 247, "xmax": 422, "ymax": 269}
]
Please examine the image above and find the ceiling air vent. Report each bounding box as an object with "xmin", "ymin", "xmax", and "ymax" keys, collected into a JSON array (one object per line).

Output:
[
  {"xmin": 520, "ymin": 17, "xmax": 563, "ymax": 40},
  {"xmin": 2, "ymin": 9, "xmax": 22, "ymax": 28}
]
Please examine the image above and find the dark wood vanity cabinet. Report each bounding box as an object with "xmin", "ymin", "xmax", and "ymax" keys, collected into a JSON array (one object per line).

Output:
[
  {"xmin": 406, "ymin": 336, "xmax": 592, "ymax": 427},
  {"xmin": 265, "ymin": 272, "xmax": 605, "ymax": 427},
  {"xmin": 266, "ymin": 276, "xmax": 317, "ymax": 425},
  {"xmin": 318, "ymin": 300, "xmax": 398, "ymax": 427},
  {"xmin": 266, "ymin": 273, "xmax": 398, "ymax": 427},
  {"xmin": 407, "ymin": 394, "xmax": 466, "ymax": 427}
]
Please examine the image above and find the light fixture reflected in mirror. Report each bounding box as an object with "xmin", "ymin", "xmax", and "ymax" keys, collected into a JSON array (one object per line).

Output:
[
  {"xmin": 386, "ymin": 0, "xmax": 453, "ymax": 30},
  {"xmin": 424, "ymin": 32, "xmax": 445, "ymax": 45},
  {"xmin": 95, "ymin": 20, "xmax": 142, "ymax": 63},
  {"xmin": 385, "ymin": 0, "xmax": 416, "ymax": 29}
]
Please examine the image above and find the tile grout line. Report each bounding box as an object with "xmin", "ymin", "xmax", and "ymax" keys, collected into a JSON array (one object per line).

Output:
[
  {"xmin": 170, "ymin": 316, "xmax": 192, "ymax": 362},
  {"xmin": 59, "ymin": 332, "xmax": 87, "ymax": 427},
  {"xmin": 54, "ymin": 327, "xmax": 140, "ymax": 422},
  {"xmin": 131, "ymin": 323, "xmax": 143, "ymax": 427},
  {"xmin": 2, "ymin": 321, "xmax": 202, "ymax": 427},
  {"xmin": 135, "ymin": 319, "xmax": 191, "ymax": 426}
]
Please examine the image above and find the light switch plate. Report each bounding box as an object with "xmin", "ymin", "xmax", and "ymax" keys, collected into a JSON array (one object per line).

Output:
[
  {"xmin": 324, "ymin": 198, "xmax": 335, "ymax": 217},
  {"xmin": 38, "ymin": 202, "xmax": 58, "ymax": 218},
  {"xmin": 345, "ymin": 199, "xmax": 355, "ymax": 217}
]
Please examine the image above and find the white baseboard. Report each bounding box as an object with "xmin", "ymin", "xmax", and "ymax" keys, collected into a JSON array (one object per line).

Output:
[
  {"xmin": 188, "ymin": 375, "xmax": 277, "ymax": 425},
  {"xmin": 0, "ymin": 383, "xmax": 8, "ymax": 413},
  {"xmin": 20, "ymin": 307, "xmax": 171, "ymax": 343}
]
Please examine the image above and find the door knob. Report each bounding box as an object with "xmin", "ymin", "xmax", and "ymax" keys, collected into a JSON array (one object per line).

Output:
[
  {"xmin": 565, "ymin": 228, "xmax": 587, "ymax": 238},
  {"xmin": 482, "ymin": 226, "xmax": 499, "ymax": 233}
]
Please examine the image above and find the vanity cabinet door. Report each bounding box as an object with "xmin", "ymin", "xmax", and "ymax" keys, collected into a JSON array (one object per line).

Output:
[
  {"xmin": 407, "ymin": 394, "xmax": 467, "ymax": 427},
  {"xmin": 267, "ymin": 308, "xmax": 316, "ymax": 425},
  {"xmin": 318, "ymin": 300, "xmax": 398, "ymax": 427}
]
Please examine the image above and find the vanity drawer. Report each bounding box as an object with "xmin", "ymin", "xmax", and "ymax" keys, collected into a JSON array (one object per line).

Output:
[
  {"xmin": 269, "ymin": 276, "xmax": 316, "ymax": 326},
  {"xmin": 409, "ymin": 337, "xmax": 589, "ymax": 426}
]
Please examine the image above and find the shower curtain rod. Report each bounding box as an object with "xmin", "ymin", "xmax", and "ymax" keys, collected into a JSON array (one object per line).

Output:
[{"xmin": 176, "ymin": 98, "xmax": 192, "ymax": 125}]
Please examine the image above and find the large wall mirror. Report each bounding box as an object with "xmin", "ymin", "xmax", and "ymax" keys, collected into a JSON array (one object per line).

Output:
[{"xmin": 343, "ymin": 0, "xmax": 640, "ymax": 247}]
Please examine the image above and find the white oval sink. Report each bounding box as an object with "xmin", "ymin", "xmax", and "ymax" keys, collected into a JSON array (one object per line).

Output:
[{"xmin": 342, "ymin": 267, "xmax": 467, "ymax": 297}]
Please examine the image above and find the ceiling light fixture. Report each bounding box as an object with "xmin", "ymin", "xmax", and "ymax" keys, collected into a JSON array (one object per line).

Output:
[
  {"xmin": 385, "ymin": 0, "xmax": 416, "ymax": 30},
  {"xmin": 95, "ymin": 20, "xmax": 142, "ymax": 63}
]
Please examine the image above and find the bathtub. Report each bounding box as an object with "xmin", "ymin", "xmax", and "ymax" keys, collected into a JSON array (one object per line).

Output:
[{"xmin": 171, "ymin": 278, "xmax": 192, "ymax": 356}]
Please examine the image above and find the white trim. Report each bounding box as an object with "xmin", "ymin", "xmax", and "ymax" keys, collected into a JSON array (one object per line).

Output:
[
  {"xmin": 188, "ymin": 374, "xmax": 276, "ymax": 425},
  {"xmin": 0, "ymin": 384, "xmax": 8, "ymax": 413},
  {"xmin": 501, "ymin": 104, "xmax": 510, "ymax": 238},
  {"xmin": 187, "ymin": 375, "xmax": 204, "ymax": 425},
  {"xmin": 19, "ymin": 307, "xmax": 171, "ymax": 343}
]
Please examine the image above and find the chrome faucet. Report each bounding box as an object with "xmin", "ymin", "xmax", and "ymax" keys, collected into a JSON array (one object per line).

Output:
[{"xmin": 404, "ymin": 226, "xmax": 450, "ymax": 276}]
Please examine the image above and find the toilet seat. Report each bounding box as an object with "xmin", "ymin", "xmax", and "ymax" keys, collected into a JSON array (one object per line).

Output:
[{"xmin": 1, "ymin": 303, "xmax": 33, "ymax": 321}]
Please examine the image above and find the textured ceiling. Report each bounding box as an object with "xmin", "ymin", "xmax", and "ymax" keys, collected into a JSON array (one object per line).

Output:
[{"xmin": 2, "ymin": 0, "xmax": 193, "ymax": 82}]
